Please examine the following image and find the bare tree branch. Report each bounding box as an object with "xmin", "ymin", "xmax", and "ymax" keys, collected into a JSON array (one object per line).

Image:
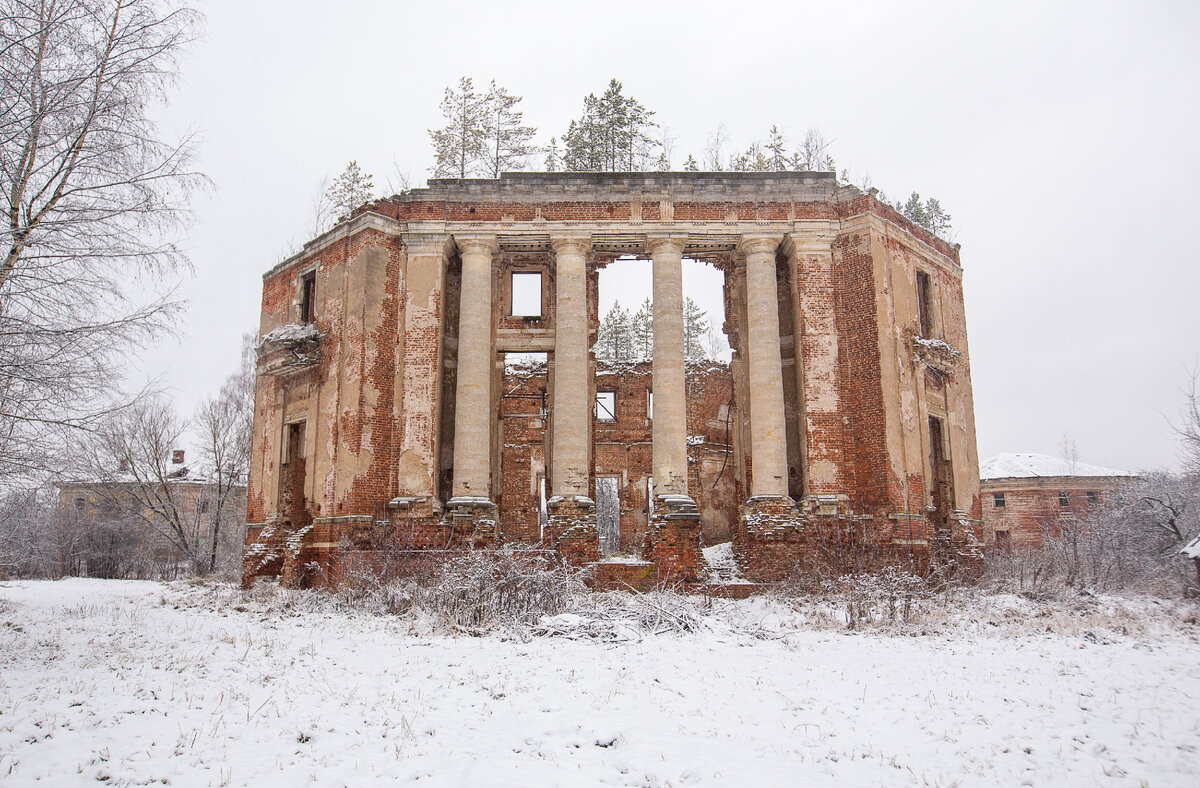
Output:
[{"xmin": 0, "ymin": 0, "xmax": 203, "ymax": 489}]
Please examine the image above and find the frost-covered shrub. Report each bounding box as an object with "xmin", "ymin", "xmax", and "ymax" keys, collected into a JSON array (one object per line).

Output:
[
  {"xmin": 983, "ymin": 475, "xmax": 1198, "ymax": 598},
  {"xmin": 535, "ymin": 590, "xmax": 706, "ymax": 640},
  {"xmin": 823, "ymin": 567, "xmax": 931, "ymax": 629},
  {"xmin": 424, "ymin": 548, "xmax": 587, "ymax": 633}
]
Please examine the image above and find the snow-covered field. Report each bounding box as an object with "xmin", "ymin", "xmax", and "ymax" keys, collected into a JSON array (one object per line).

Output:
[{"xmin": 1, "ymin": 579, "xmax": 1198, "ymax": 787}]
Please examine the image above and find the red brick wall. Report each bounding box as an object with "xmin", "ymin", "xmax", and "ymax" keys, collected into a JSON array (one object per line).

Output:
[
  {"xmin": 833, "ymin": 231, "xmax": 892, "ymax": 513},
  {"xmin": 981, "ymin": 479, "xmax": 1125, "ymax": 547}
]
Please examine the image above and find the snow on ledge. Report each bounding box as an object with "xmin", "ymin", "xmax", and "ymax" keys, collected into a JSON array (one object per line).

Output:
[{"xmin": 261, "ymin": 323, "xmax": 322, "ymax": 344}]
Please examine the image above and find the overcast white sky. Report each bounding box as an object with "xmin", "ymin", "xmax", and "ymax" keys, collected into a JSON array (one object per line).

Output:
[{"xmin": 150, "ymin": 0, "xmax": 1200, "ymax": 472}]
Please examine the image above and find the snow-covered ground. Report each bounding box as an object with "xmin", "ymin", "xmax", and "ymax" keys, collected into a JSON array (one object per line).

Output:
[{"xmin": 1, "ymin": 579, "xmax": 1198, "ymax": 787}]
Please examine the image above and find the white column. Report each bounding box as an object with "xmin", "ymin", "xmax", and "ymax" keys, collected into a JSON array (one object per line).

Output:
[
  {"xmin": 649, "ymin": 234, "xmax": 690, "ymax": 499},
  {"xmin": 549, "ymin": 235, "xmax": 592, "ymax": 498},
  {"xmin": 741, "ymin": 234, "xmax": 789, "ymax": 498},
  {"xmin": 450, "ymin": 234, "xmax": 498, "ymax": 503}
]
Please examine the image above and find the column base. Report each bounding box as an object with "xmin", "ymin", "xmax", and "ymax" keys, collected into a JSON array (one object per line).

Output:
[
  {"xmin": 445, "ymin": 497, "xmax": 499, "ymax": 548},
  {"xmin": 545, "ymin": 495, "xmax": 600, "ymax": 566},
  {"xmin": 734, "ymin": 496, "xmax": 805, "ymax": 583},
  {"xmin": 645, "ymin": 494, "xmax": 704, "ymax": 583},
  {"xmin": 930, "ymin": 511, "xmax": 985, "ymax": 576}
]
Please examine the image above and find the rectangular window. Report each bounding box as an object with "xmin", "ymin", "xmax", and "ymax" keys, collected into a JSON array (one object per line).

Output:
[
  {"xmin": 299, "ymin": 271, "xmax": 316, "ymax": 323},
  {"xmin": 993, "ymin": 492, "xmax": 1006, "ymax": 508},
  {"xmin": 284, "ymin": 421, "xmax": 306, "ymax": 463},
  {"xmin": 595, "ymin": 391, "xmax": 616, "ymax": 422},
  {"xmin": 510, "ymin": 272, "xmax": 542, "ymax": 317},
  {"xmin": 1058, "ymin": 490, "xmax": 1070, "ymax": 507},
  {"xmin": 916, "ymin": 270, "xmax": 933, "ymax": 337},
  {"xmin": 647, "ymin": 389, "xmax": 653, "ymax": 420},
  {"xmin": 1086, "ymin": 491, "xmax": 1100, "ymax": 506}
]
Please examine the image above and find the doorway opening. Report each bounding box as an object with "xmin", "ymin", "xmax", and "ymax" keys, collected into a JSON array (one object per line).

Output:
[{"xmin": 595, "ymin": 475, "xmax": 620, "ymax": 556}]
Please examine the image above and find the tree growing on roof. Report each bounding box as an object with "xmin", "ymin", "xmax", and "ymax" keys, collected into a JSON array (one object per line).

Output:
[
  {"xmin": 899, "ymin": 192, "xmax": 953, "ymax": 240},
  {"xmin": 792, "ymin": 128, "xmax": 836, "ymax": 172},
  {"xmin": 481, "ymin": 81, "xmax": 537, "ymax": 178},
  {"xmin": 429, "ymin": 76, "xmax": 488, "ymax": 178},
  {"xmin": 563, "ymin": 79, "xmax": 659, "ymax": 172},
  {"xmin": 325, "ymin": 161, "xmax": 375, "ymax": 220},
  {"xmin": 430, "ymin": 77, "xmax": 536, "ymax": 179}
]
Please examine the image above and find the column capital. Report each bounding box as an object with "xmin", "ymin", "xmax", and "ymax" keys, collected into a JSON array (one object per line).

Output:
[
  {"xmin": 737, "ymin": 233, "xmax": 784, "ymax": 258},
  {"xmin": 549, "ymin": 233, "xmax": 592, "ymax": 256},
  {"xmin": 402, "ymin": 232, "xmax": 455, "ymax": 257},
  {"xmin": 782, "ymin": 229, "xmax": 837, "ymax": 258},
  {"xmin": 453, "ymin": 233, "xmax": 499, "ymax": 257},
  {"xmin": 645, "ymin": 232, "xmax": 688, "ymax": 256}
]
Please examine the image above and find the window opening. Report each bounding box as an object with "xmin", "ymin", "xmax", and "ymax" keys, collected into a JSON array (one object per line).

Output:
[
  {"xmin": 1086, "ymin": 490, "xmax": 1100, "ymax": 506},
  {"xmin": 510, "ymin": 272, "xmax": 543, "ymax": 318},
  {"xmin": 993, "ymin": 492, "xmax": 1006, "ymax": 508},
  {"xmin": 1058, "ymin": 490, "xmax": 1070, "ymax": 507},
  {"xmin": 595, "ymin": 256, "xmax": 733, "ymax": 363},
  {"xmin": 284, "ymin": 421, "xmax": 306, "ymax": 463},
  {"xmin": 916, "ymin": 270, "xmax": 933, "ymax": 337},
  {"xmin": 299, "ymin": 271, "xmax": 316, "ymax": 324},
  {"xmin": 647, "ymin": 389, "xmax": 653, "ymax": 420},
  {"xmin": 502, "ymin": 352, "xmax": 548, "ymax": 416},
  {"xmin": 595, "ymin": 391, "xmax": 616, "ymax": 422}
]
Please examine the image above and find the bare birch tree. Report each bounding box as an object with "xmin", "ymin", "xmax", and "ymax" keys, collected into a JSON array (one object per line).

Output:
[
  {"xmin": 80, "ymin": 394, "xmax": 207, "ymax": 571},
  {"xmin": 0, "ymin": 0, "xmax": 203, "ymax": 489},
  {"xmin": 192, "ymin": 333, "xmax": 254, "ymax": 573}
]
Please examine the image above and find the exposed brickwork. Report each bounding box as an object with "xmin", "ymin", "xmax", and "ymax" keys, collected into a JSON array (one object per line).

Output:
[
  {"xmin": 243, "ymin": 173, "xmax": 980, "ymax": 591},
  {"xmin": 644, "ymin": 513, "xmax": 704, "ymax": 583},
  {"xmin": 734, "ymin": 497, "xmax": 806, "ymax": 583},
  {"xmin": 545, "ymin": 497, "xmax": 601, "ymax": 566},
  {"xmin": 590, "ymin": 560, "xmax": 657, "ymax": 591}
]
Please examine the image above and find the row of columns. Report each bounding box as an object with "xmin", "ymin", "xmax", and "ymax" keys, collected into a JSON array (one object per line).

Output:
[{"xmin": 444, "ymin": 232, "xmax": 792, "ymax": 512}]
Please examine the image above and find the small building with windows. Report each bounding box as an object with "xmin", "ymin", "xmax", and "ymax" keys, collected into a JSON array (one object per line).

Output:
[
  {"xmin": 57, "ymin": 451, "xmax": 247, "ymax": 578},
  {"xmin": 980, "ymin": 452, "xmax": 1134, "ymax": 549}
]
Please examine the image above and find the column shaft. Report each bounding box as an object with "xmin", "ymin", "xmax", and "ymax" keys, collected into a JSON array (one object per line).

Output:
[
  {"xmin": 742, "ymin": 235, "xmax": 789, "ymax": 498},
  {"xmin": 550, "ymin": 236, "xmax": 591, "ymax": 497},
  {"xmin": 650, "ymin": 237, "xmax": 689, "ymax": 497},
  {"xmin": 450, "ymin": 236, "xmax": 497, "ymax": 501}
]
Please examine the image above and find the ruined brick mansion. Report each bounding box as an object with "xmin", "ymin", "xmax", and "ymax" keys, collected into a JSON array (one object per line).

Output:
[{"xmin": 242, "ymin": 172, "xmax": 983, "ymax": 589}]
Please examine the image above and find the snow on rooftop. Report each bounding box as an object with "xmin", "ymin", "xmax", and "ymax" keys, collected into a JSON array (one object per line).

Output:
[{"xmin": 980, "ymin": 452, "xmax": 1134, "ymax": 481}]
